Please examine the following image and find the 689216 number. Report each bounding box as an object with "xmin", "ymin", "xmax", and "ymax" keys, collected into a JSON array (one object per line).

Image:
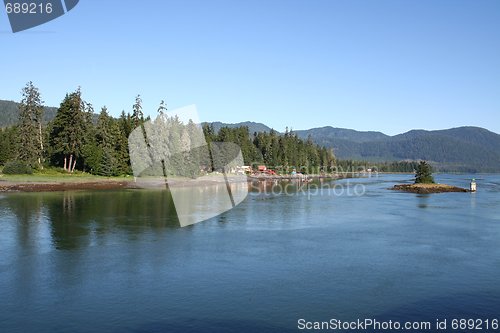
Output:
[
  {"xmin": 5, "ymin": 2, "xmax": 53, "ymax": 14},
  {"xmin": 451, "ymin": 319, "xmax": 499, "ymax": 330}
]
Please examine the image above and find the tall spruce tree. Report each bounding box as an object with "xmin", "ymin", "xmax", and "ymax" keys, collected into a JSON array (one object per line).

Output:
[
  {"xmin": 131, "ymin": 94, "xmax": 144, "ymax": 130},
  {"xmin": 50, "ymin": 88, "xmax": 89, "ymax": 172},
  {"xmin": 157, "ymin": 100, "xmax": 167, "ymax": 117},
  {"xmin": 95, "ymin": 106, "xmax": 118, "ymax": 176},
  {"xmin": 119, "ymin": 110, "xmax": 132, "ymax": 138},
  {"xmin": 117, "ymin": 110, "xmax": 132, "ymax": 174},
  {"xmin": 18, "ymin": 81, "xmax": 44, "ymax": 168}
]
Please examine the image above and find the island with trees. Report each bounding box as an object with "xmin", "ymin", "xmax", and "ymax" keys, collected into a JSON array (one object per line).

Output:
[{"xmin": 392, "ymin": 161, "xmax": 469, "ymax": 194}]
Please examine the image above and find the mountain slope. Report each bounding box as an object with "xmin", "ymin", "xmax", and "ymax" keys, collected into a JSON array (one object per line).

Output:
[
  {"xmin": 0, "ymin": 99, "xmax": 58, "ymax": 127},
  {"xmin": 295, "ymin": 126, "xmax": 389, "ymax": 143},
  {"xmin": 207, "ymin": 121, "xmax": 273, "ymax": 134},
  {"xmin": 297, "ymin": 126, "xmax": 500, "ymax": 172}
]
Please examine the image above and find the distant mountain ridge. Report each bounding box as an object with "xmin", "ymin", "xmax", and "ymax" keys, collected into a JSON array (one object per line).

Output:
[
  {"xmin": 209, "ymin": 121, "xmax": 500, "ymax": 172},
  {"xmin": 206, "ymin": 121, "xmax": 274, "ymax": 135},
  {"xmin": 294, "ymin": 126, "xmax": 389, "ymax": 143},
  {"xmin": 0, "ymin": 99, "xmax": 58, "ymax": 128},
  {"xmin": 2, "ymin": 99, "xmax": 499, "ymax": 172},
  {"xmin": 294, "ymin": 125, "xmax": 500, "ymax": 172}
]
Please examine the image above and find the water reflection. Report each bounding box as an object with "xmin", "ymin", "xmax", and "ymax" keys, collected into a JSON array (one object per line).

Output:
[
  {"xmin": 470, "ymin": 191, "xmax": 477, "ymax": 209},
  {"xmin": 0, "ymin": 180, "xmax": 323, "ymax": 252},
  {"xmin": 169, "ymin": 180, "xmax": 248, "ymax": 227},
  {"xmin": 417, "ymin": 194, "xmax": 429, "ymax": 209},
  {"xmin": 0, "ymin": 190, "xmax": 180, "ymax": 251},
  {"xmin": 5, "ymin": 194, "xmax": 45, "ymax": 251}
]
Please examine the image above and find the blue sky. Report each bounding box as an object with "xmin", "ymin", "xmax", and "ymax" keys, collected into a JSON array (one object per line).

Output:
[{"xmin": 1, "ymin": 0, "xmax": 499, "ymax": 135}]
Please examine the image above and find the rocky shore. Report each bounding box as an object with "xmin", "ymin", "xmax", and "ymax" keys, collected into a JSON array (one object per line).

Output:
[
  {"xmin": 0, "ymin": 180, "xmax": 132, "ymax": 192},
  {"xmin": 0, "ymin": 175, "xmax": 247, "ymax": 192},
  {"xmin": 392, "ymin": 183, "xmax": 469, "ymax": 194}
]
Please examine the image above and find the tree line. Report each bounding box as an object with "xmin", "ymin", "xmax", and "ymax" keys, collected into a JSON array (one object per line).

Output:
[
  {"xmin": 335, "ymin": 160, "xmax": 421, "ymax": 173},
  {"xmin": 202, "ymin": 124, "xmax": 336, "ymax": 174},
  {"xmin": 1, "ymin": 83, "xmax": 135, "ymax": 176},
  {"xmin": 0, "ymin": 82, "xmax": 336, "ymax": 176},
  {"xmin": 0, "ymin": 82, "xmax": 421, "ymax": 176}
]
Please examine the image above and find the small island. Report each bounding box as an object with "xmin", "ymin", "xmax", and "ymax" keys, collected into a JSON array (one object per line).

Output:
[{"xmin": 392, "ymin": 161, "xmax": 469, "ymax": 194}]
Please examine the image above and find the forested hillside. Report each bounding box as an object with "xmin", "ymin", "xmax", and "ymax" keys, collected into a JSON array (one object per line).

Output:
[
  {"xmin": 0, "ymin": 84, "xmax": 335, "ymax": 175},
  {"xmin": 0, "ymin": 99, "xmax": 58, "ymax": 127},
  {"xmin": 295, "ymin": 126, "xmax": 389, "ymax": 143},
  {"xmin": 207, "ymin": 121, "xmax": 273, "ymax": 135},
  {"xmin": 296, "ymin": 126, "xmax": 500, "ymax": 172}
]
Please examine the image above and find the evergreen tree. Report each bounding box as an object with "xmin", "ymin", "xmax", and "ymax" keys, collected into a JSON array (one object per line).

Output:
[
  {"xmin": 131, "ymin": 94, "xmax": 143, "ymax": 129},
  {"xmin": 415, "ymin": 160, "xmax": 435, "ymax": 184},
  {"xmin": 96, "ymin": 107, "xmax": 119, "ymax": 176},
  {"xmin": 17, "ymin": 82, "xmax": 44, "ymax": 168},
  {"xmin": 96, "ymin": 107, "xmax": 113, "ymax": 149},
  {"xmin": 117, "ymin": 110, "xmax": 133, "ymax": 174},
  {"xmin": 80, "ymin": 106, "xmax": 128, "ymax": 176},
  {"xmin": 157, "ymin": 100, "xmax": 167, "ymax": 117},
  {"xmin": 119, "ymin": 110, "xmax": 132, "ymax": 138},
  {"xmin": 0, "ymin": 127, "xmax": 18, "ymax": 165},
  {"xmin": 202, "ymin": 123, "xmax": 216, "ymax": 143},
  {"xmin": 49, "ymin": 88, "xmax": 89, "ymax": 172}
]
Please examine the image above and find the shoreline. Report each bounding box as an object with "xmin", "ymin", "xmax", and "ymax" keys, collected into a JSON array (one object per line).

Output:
[
  {"xmin": 0, "ymin": 174, "xmax": 351, "ymax": 193},
  {"xmin": 0, "ymin": 179, "xmax": 133, "ymax": 193}
]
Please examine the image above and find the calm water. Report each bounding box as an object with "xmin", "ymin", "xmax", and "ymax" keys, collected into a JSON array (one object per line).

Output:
[{"xmin": 1, "ymin": 174, "xmax": 500, "ymax": 332}]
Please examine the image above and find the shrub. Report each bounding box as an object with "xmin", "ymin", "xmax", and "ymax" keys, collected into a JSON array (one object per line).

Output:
[{"xmin": 2, "ymin": 160, "xmax": 33, "ymax": 175}]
